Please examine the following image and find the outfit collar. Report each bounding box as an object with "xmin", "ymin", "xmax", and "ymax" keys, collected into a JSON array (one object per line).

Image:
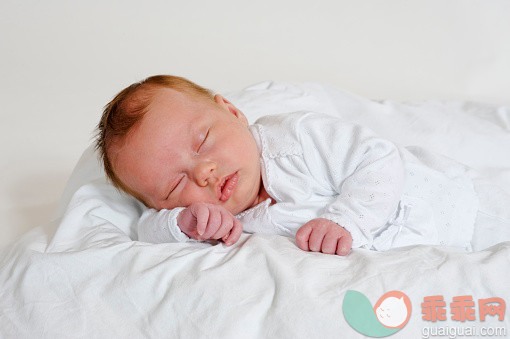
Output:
[{"xmin": 235, "ymin": 125, "xmax": 273, "ymax": 221}]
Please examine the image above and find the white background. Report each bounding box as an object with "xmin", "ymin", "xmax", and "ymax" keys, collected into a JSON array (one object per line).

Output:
[{"xmin": 1, "ymin": 0, "xmax": 509, "ymax": 248}]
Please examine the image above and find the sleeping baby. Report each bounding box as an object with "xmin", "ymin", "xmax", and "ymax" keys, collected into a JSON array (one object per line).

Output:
[{"xmin": 96, "ymin": 75, "xmax": 510, "ymax": 256}]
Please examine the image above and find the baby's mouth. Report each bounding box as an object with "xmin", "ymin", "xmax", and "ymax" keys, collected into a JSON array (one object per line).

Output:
[{"xmin": 219, "ymin": 172, "xmax": 238, "ymax": 202}]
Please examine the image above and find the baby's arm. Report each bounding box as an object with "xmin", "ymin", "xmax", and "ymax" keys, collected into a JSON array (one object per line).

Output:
[
  {"xmin": 137, "ymin": 203, "xmax": 243, "ymax": 245},
  {"xmin": 297, "ymin": 113, "xmax": 406, "ymax": 250}
]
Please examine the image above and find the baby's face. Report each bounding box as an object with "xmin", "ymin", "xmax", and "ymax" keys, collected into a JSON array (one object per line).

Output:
[{"xmin": 112, "ymin": 88, "xmax": 263, "ymax": 215}]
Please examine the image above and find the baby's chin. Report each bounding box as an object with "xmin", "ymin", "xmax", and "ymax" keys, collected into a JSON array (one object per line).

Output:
[
  {"xmin": 226, "ymin": 202, "xmax": 246, "ymax": 216},
  {"xmin": 227, "ymin": 195, "xmax": 257, "ymax": 216}
]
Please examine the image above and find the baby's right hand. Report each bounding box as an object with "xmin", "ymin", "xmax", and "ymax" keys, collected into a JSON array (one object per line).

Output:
[{"xmin": 177, "ymin": 202, "xmax": 243, "ymax": 246}]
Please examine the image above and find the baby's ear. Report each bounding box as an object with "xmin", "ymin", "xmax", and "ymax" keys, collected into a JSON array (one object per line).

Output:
[{"xmin": 214, "ymin": 94, "xmax": 249, "ymax": 126}]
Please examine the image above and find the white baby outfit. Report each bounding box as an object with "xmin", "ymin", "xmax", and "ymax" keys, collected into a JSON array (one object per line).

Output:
[{"xmin": 138, "ymin": 112, "xmax": 482, "ymax": 251}]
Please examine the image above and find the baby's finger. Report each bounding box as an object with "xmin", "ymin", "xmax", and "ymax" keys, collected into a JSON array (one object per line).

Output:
[
  {"xmin": 193, "ymin": 204, "xmax": 209, "ymax": 236},
  {"xmin": 336, "ymin": 235, "xmax": 353, "ymax": 256},
  {"xmin": 308, "ymin": 227, "xmax": 327, "ymax": 252},
  {"xmin": 225, "ymin": 218, "xmax": 243, "ymax": 246},
  {"xmin": 295, "ymin": 224, "xmax": 313, "ymax": 251},
  {"xmin": 202, "ymin": 209, "xmax": 222, "ymax": 239},
  {"xmin": 211, "ymin": 210, "xmax": 234, "ymax": 240},
  {"xmin": 321, "ymin": 232, "xmax": 339, "ymax": 255}
]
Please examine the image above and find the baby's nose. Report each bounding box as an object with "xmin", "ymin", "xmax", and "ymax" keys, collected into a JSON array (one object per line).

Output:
[{"xmin": 194, "ymin": 161, "xmax": 216, "ymax": 187}]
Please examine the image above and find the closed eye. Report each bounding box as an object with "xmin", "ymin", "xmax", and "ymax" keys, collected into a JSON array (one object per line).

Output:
[
  {"xmin": 196, "ymin": 129, "xmax": 209, "ymax": 153},
  {"xmin": 166, "ymin": 175, "xmax": 184, "ymax": 200}
]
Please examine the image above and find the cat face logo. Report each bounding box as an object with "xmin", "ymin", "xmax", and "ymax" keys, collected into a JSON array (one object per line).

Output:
[{"xmin": 343, "ymin": 290, "xmax": 412, "ymax": 337}]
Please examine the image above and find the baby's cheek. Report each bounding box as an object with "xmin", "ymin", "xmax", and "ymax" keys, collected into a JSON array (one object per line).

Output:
[{"xmin": 180, "ymin": 185, "xmax": 216, "ymax": 207}]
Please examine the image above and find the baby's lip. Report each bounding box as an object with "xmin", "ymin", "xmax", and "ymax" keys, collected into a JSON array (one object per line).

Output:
[{"xmin": 218, "ymin": 172, "xmax": 238, "ymax": 202}]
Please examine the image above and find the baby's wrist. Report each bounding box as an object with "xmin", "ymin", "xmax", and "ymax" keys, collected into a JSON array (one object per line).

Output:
[
  {"xmin": 314, "ymin": 217, "xmax": 345, "ymax": 228},
  {"xmin": 162, "ymin": 206, "xmax": 191, "ymax": 243},
  {"xmin": 176, "ymin": 208, "xmax": 193, "ymax": 235}
]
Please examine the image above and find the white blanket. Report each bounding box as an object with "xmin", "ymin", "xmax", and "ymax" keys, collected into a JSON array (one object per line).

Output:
[{"xmin": 1, "ymin": 82, "xmax": 509, "ymax": 338}]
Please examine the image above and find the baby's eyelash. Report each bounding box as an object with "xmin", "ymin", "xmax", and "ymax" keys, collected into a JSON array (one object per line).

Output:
[
  {"xmin": 166, "ymin": 175, "xmax": 184, "ymax": 199},
  {"xmin": 196, "ymin": 129, "xmax": 209, "ymax": 153}
]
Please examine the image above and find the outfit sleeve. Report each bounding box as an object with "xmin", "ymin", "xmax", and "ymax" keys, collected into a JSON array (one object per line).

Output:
[
  {"xmin": 299, "ymin": 113, "xmax": 406, "ymax": 249},
  {"xmin": 137, "ymin": 207, "xmax": 199, "ymax": 243}
]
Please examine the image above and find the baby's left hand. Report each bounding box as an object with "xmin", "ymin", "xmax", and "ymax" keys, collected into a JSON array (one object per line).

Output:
[{"xmin": 295, "ymin": 218, "xmax": 353, "ymax": 256}]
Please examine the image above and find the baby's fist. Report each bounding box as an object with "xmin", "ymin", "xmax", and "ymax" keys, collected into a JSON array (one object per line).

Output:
[
  {"xmin": 295, "ymin": 218, "xmax": 352, "ymax": 256},
  {"xmin": 177, "ymin": 202, "xmax": 243, "ymax": 246}
]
